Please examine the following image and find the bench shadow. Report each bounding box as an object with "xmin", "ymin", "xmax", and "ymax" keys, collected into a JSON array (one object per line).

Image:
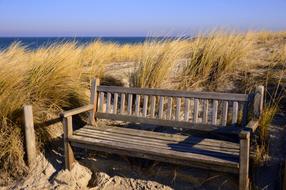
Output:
[
  {"xmin": 42, "ymin": 137, "xmax": 65, "ymax": 182},
  {"xmin": 167, "ymin": 135, "xmax": 239, "ymax": 163},
  {"xmin": 77, "ymin": 149, "xmax": 237, "ymax": 190}
]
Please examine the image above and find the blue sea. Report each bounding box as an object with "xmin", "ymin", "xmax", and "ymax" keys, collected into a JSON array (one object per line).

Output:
[{"xmin": 0, "ymin": 37, "xmax": 175, "ymax": 50}]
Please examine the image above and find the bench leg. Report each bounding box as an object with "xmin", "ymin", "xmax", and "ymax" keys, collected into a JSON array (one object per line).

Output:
[
  {"xmin": 63, "ymin": 116, "xmax": 75, "ymax": 170},
  {"xmin": 239, "ymin": 131, "xmax": 250, "ymax": 190}
]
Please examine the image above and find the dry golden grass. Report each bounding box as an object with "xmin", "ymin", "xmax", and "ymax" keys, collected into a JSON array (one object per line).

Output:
[
  {"xmin": 0, "ymin": 40, "xmax": 144, "ymax": 182},
  {"xmin": 247, "ymin": 31, "xmax": 286, "ymax": 42},
  {"xmin": 0, "ymin": 31, "xmax": 285, "ymax": 182},
  {"xmin": 253, "ymin": 43, "xmax": 286, "ymax": 164},
  {"xmin": 130, "ymin": 39, "xmax": 188, "ymax": 88},
  {"xmin": 177, "ymin": 31, "xmax": 254, "ymax": 90}
]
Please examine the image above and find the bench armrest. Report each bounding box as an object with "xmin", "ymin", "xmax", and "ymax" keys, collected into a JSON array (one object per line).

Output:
[
  {"xmin": 245, "ymin": 120, "xmax": 259, "ymax": 133},
  {"xmin": 60, "ymin": 104, "xmax": 94, "ymax": 118}
]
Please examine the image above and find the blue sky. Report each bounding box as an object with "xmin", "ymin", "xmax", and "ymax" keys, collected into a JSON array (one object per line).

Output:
[{"xmin": 0, "ymin": 0, "xmax": 286, "ymax": 36}]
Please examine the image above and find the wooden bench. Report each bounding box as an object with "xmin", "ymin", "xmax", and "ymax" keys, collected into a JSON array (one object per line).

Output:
[{"xmin": 60, "ymin": 78, "xmax": 264, "ymax": 190}]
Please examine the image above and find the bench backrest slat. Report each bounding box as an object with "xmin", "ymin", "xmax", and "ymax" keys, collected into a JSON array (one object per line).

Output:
[
  {"xmin": 212, "ymin": 100, "xmax": 218, "ymax": 125},
  {"xmin": 97, "ymin": 86, "xmax": 249, "ymax": 101},
  {"xmin": 120, "ymin": 93, "xmax": 125, "ymax": 114},
  {"xmin": 222, "ymin": 101, "xmax": 228, "ymax": 127},
  {"xmin": 95, "ymin": 85, "xmax": 255, "ymax": 129},
  {"xmin": 202, "ymin": 100, "xmax": 208, "ymax": 124},
  {"xmin": 232, "ymin": 101, "xmax": 239, "ymax": 125},
  {"xmin": 193, "ymin": 99, "xmax": 199, "ymax": 123},
  {"xmin": 113, "ymin": 93, "xmax": 118, "ymax": 114}
]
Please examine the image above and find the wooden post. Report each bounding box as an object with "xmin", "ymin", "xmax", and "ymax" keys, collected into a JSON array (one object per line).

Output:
[
  {"xmin": 24, "ymin": 105, "xmax": 36, "ymax": 167},
  {"xmin": 239, "ymin": 131, "xmax": 250, "ymax": 190},
  {"xmin": 63, "ymin": 115, "xmax": 74, "ymax": 170},
  {"xmin": 253, "ymin": 85, "xmax": 264, "ymax": 119},
  {"xmin": 89, "ymin": 78, "xmax": 100, "ymax": 125}
]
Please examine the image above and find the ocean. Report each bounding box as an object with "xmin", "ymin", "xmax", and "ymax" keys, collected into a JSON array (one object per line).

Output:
[{"xmin": 0, "ymin": 37, "xmax": 173, "ymax": 50}]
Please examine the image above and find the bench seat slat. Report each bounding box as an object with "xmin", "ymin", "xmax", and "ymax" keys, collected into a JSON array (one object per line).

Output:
[
  {"xmin": 69, "ymin": 134, "xmax": 239, "ymax": 173},
  {"xmin": 74, "ymin": 128, "xmax": 240, "ymax": 154},
  {"xmin": 83, "ymin": 125, "xmax": 239, "ymax": 149},
  {"xmin": 74, "ymin": 131, "xmax": 240, "ymax": 160},
  {"xmin": 71, "ymin": 141, "xmax": 239, "ymax": 173}
]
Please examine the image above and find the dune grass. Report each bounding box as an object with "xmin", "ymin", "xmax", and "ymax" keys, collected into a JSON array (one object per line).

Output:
[
  {"xmin": 177, "ymin": 31, "xmax": 254, "ymax": 90},
  {"xmin": 0, "ymin": 42, "xmax": 93, "ymax": 183},
  {"xmin": 0, "ymin": 31, "xmax": 285, "ymax": 183},
  {"xmin": 0, "ymin": 40, "xmax": 144, "ymax": 182},
  {"xmin": 255, "ymin": 43, "xmax": 286, "ymax": 161},
  {"xmin": 130, "ymin": 39, "xmax": 189, "ymax": 88}
]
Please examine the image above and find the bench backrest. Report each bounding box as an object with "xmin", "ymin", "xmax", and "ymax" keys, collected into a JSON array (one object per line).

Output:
[{"xmin": 90, "ymin": 79, "xmax": 264, "ymax": 133}]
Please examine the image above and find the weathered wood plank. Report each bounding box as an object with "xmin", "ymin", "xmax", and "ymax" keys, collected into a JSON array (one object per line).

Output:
[
  {"xmin": 95, "ymin": 112, "xmax": 241, "ymax": 134},
  {"xmin": 158, "ymin": 96, "xmax": 164, "ymax": 119},
  {"xmin": 212, "ymin": 100, "xmax": 218, "ymax": 125},
  {"xmin": 83, "ymin": 125, "xmax": 240, "ymax": 149},
  {"xmin": 245, "ymin": 120, "xmax": 259, "ymax": 132},
  {"xmin": 166, "ymin": 97, "xmax": 172, "ymax": 120},
  {"xmin": 61, "ymin": 104, "xmax": 94, "ymax": 117},
  {"xmin": 75, "ymin": 128, "xmax": 240, "ymax": 153},
  {"xmin": 232, "ymin": 101, "xmax": 239, "ymax": 125},
  {"xmin": 150, "ymin": 96, "xmax": 156, "ymax": 118},
  {"xmin": 71, "ymin": 142, "xmax": 239, "ymax": 174},
  {"xmin": 106, "ymin": 92, "xmax": 111, "ymax": 113},
  {"xmin": 120, "ymin": 93, "xmax": 125, "ymax": 114},
  {"xmin": 202, "ymin": 100, "xmax": 208, "ymax": 124},
  {"xmin": 98, "ymin": 85, "xmax": 249, "ymax": 101},
  {"xmin": 63, "ymin": 115, "xmax": 74, "ymax": 170},
  {"xmin": 184, "ymin": 98, "xmax": 190, "ymax": 121},
  {"xmin": 239, "ymin": 131, "xmax": 250, "ymax": 190},
  {"xmin": 78, "ymin": 129, "xmax": 240, "ymax": 152},
  {"xmin": 24, "ymin": 105, "xmax": 36, "ymax": 167},
  {"xmin": 222, "ymin": 101, "xmax": 229, "ymax": 127},
  {"xmin": 113, "ymin": 93, "xmax": 118, "ymax": 114},
  {"xmin": 127, "ymin": 94, "xmax": 133, "ymax": 115},
  {"xmin": 253, "ymin": 86, "xmax": 264, "ymax": 118},
  {"xmin": 135, "ymin": 95, "xmax": 141, "ymax": 116},
  {"xmin": 99, "ymin": 92, "xmax": 105, "ymax": 112},
  {"xmin": 89, "ymin": 78, "xmax": 100, "ymax": 124},
  {"xmin": 142, "ymin": 95, "xmax": 148, "ymax": 117},
  {"xmin": 69, "ymin": 135, "xmax": 239, "ymax": 167},
  {"xmin": 75, "ymin": 131, "xmax": 240, "ymax": 158},
  {"xmin": 193, "ymin": 98, "xmax": 199, "ymax": 123},
  {"xmin": 175, "ymin": 97, "xmax": 181, "ymax": 121}
]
